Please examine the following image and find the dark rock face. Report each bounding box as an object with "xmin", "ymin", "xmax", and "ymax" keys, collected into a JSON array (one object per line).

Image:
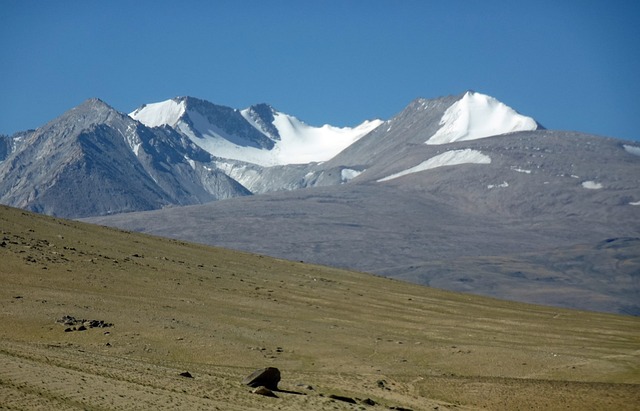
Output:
[
  {"xmin": 181, "ymin": 97, "xmax": 275, "ymax": 150},
  {"xmin": 242, "ymin": 367, "xmax": 281, "ymax": 390}
]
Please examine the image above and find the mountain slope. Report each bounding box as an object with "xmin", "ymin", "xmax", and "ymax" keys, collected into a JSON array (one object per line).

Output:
[
  {"xmin": 0, "ymin": 99, "xmax": 250, "ymax": 217},
  {"xmin": 1, "ymin": 204, "xmax": 639, "ymax": 410}
]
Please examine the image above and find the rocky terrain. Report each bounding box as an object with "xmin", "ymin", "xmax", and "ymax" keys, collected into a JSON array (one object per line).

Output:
[{"xmin": 1, "ymin": 205, "xmax": 639, "ymax": 410}]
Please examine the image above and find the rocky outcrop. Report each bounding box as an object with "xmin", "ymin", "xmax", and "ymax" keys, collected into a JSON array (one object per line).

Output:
[{"xmin": 242, "ymin": 367, "xmax": 281, "ymax": 391}]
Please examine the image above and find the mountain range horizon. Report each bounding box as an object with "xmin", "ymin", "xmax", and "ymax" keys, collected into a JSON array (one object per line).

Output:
[{"xmin": 1, "ymin": 90, "xmax": 639, "ymax": 316}]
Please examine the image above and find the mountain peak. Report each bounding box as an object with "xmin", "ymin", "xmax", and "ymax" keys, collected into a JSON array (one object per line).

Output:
[
  {"xmin": 425, "ymin": 91, "xmax": 540, "ymax": 145},
  {"xmin": 75, "ymin": 97, "xmax": 114, "ymax": 112}
]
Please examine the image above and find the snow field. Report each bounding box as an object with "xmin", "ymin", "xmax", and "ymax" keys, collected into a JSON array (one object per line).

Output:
[
  {"xmin": 378, "ymin": 149, "xmax": 491, "ymax": 182},
  {"xmin": 623, "ymin": 144, "xmax": 640, "ymax": 157},
  {"xmin": 130, "ymin": 99, "xmax": 185, "ymax": 128},
  {"xmin": 581, "ymin": 181, "xmax": 603, "ymax": 190},
  {"xmin": 130, "ymin": 97, "xmax": 382, "ymax": 167}
]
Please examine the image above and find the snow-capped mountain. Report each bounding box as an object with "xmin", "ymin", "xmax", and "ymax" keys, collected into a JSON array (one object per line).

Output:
[{"xmin": 130, "ymin": 96, "xmax": 382, "ymax": 167}]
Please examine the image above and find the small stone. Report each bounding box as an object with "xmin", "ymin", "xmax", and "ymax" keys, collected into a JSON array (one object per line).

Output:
[
  {"xmin": 179, "ymin": 371, "xmax": 193, "ymax": 378},
  {"xmin": 362, "ymin": 398, "xmax": 376, "ymax": 406}
]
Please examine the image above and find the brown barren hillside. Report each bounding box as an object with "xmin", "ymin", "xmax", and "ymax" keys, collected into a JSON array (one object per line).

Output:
[{"xmin": 1, "ymin": 205, "xmax": 639, "ymax": 410}]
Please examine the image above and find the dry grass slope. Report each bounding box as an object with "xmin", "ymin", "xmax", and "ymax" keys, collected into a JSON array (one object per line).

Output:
[{"xmin": 1, "ymin": 205, "xmax": 639, "ymax": 410}]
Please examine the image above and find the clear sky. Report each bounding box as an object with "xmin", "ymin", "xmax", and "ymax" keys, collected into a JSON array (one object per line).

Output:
[{"xmin": 1, "ymin": 1, "xmax": 639, "ymax": 141}]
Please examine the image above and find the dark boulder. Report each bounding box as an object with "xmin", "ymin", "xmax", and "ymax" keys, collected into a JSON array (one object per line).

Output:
[{"xmin": 242, "ymin": 367, "xmax": 281, "ymax": 390}]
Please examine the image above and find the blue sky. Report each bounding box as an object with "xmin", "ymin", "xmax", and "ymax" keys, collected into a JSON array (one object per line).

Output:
[{"xmin": 1, "ymin": 1, "xmax": 639, "ymax": 141}]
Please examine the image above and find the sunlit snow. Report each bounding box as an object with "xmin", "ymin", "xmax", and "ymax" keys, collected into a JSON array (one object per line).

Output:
[
  {"xmin": 378, "ymin": 149, "xmax": 491, "ymax": 182},
  {"xmin": 266, "ymin": 113, "xmax": 382, "ymax": 166},
  {"xmin": 426, "ymin": 91, "xmax": 538, "ymax": 145},
  {"xmin": 511, "ymin": 167, "xmax": 532, "ymax": 174},
  {"xmin": 582, "ymin": 181, "xmax": 603, "ymax": 190},
  {"xmin": 623, "ymin": 144, "xmax": 640, "ymax": 157},
  {"xmin": 131, "ymin": 98, "xmax": 382, "ymax": 167},
  {"xmin": 130, "ymin": 99, "xmax": 185, "ymax": 128},
  {"xmin": 341, "ymin": 168, "xmax": 363, "ymax": 183}
]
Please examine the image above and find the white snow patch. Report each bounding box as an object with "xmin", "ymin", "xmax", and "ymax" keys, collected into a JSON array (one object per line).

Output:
[
  {"xmin": 378, "ymin": 149, "xmax": 491, "ymax": 182},
  {"xmin": 582, "ymin": 181, "xmax": 603, "ymax": 190},
  {"xmin": 629, "ymin": 201, "xmax": 640, "ymax": 206},
  {"xmin": 511, "ymin": 167, "xmax": 531, "ymax": 174},
  {"xmin": 341, "ymin": 168, "xmax": 363, "ymax": 183},
  {"xmin": 130, "ymin": 99, "xmax": 185, "ymax": 128},
  {"xmin": 133, "ymin": 143, "xmax": 142, "ymax": 156},
  {"xmin": 623, "ymin": 144, "xmax": 640, "ymax": 157},
  {"xmin": 426, "ymin": 91, "xmax": 538, "ymax": 145},
  {"xmin": 488, "ymin": 181, "xmax": 509, "ymax": 189}
]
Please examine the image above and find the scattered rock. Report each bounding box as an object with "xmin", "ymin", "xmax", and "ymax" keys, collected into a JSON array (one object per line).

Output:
[
  {"xmin": 179, "ymin": 371, "xmax": 193, "ymax": 378},
  {"xmin": 252, "ymin": 386, "xmax": 278, "ymax": 398},
  {"xmin": 389, "ymin": 406, "xmax": 413, "ymax": 411},
  {"xmin": 329, "ymin": 394, "xmax": 357, "ymax": 404},
  {"xmin": 56, "ymin": 315, "xmax": 113, "ymax": 332},
  {"xmin": 242, "ymin": 367, "xmax": 281, "ymax": 390},
  {"xmin": 362, "ymin": 398, "xmax": 377, "ymax": 406}
]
